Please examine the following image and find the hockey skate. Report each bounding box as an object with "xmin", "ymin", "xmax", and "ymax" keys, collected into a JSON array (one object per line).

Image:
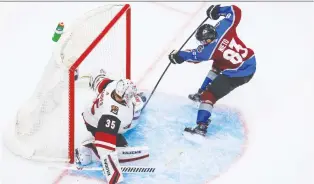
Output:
[
  {"xmin": 75, "ymin": 148, "xmax": 84, "ymax": 170},
  {"xmin": 183, "ymin": 120, "xmax": 211, "ymax": 144},
  {"xmin": 188, "ymin": 89, "xmax": 204, "ymax": 103},
  {"xmin": 75, "ymin": 141, "xmax": 103, "ymax": 170}
]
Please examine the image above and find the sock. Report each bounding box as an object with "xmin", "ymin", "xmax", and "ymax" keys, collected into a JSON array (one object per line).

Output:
[
  {"xmin": 196, "ymin": 103, "xmax": 213, "ymax": 124},
  {"xmin": 200, "ymin": 77, "xmax": 212, "ymax": 91}
]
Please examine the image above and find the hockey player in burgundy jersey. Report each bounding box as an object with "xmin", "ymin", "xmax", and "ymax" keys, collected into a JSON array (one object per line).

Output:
[
  {"xmin": 75, "ymin": 69, "xmax": 147, "ymax": 184},
  {"xmin": 169, "ymin": 4, "xmax": 256, "ymax": 138}
]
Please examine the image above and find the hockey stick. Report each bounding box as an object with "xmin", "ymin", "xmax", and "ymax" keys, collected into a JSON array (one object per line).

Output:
[
  {"xmin": 50, "ymin": 164, "xmax": 157, "ymax": 173},
  {"xmin": 142, "ymin": 16, "xmax": 209, "ymax": 110},
  {"xmin": 49, "ymin": 148, "xmax": 182, "ymax": 173},
  {"xmin": 50, "ymin": 152, "xmax": 182, "ymax": 173}
]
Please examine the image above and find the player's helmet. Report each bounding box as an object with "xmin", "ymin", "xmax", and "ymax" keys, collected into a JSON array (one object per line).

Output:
[
  {"xmin": 115, "ymin": 79, "xmax": 137, "ymax": 103},
  {"xmin": 195, "ymin": 24, "xmax": 217, "ymax": 44}
]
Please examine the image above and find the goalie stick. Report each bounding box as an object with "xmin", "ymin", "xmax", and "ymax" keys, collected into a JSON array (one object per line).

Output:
[
  {"xmin": 50, "ymin": 164, "xmax": 157, "ymax": 173},
  {"xmin": 49, "ymin": 149, "xmax": 183, "ymax": 174},
  {"xmin": 142, "ymin": 16, "xmax": 210, "ymax": 110}
]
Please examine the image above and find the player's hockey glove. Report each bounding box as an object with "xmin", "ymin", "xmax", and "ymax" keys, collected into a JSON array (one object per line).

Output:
[
  {"xmin": 206, "ymin": 5, "xmax": 221, "ymax": 20},
  {"xmin": 168, "ymin": 50, "xmax": 184, "ymax": 64}
]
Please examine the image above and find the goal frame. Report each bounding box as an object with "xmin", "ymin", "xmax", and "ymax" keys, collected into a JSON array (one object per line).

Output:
[{"xmin": 67, "ymin": 4, "xmax": 131, "ymax": 163}]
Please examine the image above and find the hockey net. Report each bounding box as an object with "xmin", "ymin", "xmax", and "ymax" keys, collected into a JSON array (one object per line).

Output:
[{"xmin": 4, "ymin": 4, "xmax": 131, "ymax": 163}]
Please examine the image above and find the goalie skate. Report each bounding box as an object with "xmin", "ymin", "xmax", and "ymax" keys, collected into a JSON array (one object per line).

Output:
[{"xmin": 75, "ymin": 148, "xmax": 102, "ymax": 170}]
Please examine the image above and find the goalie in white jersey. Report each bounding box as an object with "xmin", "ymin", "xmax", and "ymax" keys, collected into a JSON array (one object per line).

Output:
[{"xmin": 75, "ymin": 69, "xmax": 147, "ymax": 184}]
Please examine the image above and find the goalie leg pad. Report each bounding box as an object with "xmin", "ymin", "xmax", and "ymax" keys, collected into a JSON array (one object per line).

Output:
[
  {"xmin": 75, "ymin": 132, "xmax": 100, "ymax": 166},
  {"xmin": 117, "ymin": 146, "xmax": 149, "ymax": 163},
  {"xmin": 76, "ymin": 144, "xmax": 100, "ymax": 166},
  {"xmin": 75, "ymin": 146, "xmax": 93, "ymax": 166},
  {"xmin": 102, "ymin": 152, "xmax": 124, "ymax": 184}
]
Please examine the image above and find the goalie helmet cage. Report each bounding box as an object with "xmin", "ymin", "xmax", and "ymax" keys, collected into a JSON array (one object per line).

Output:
[{"xmin": 4, "ymin": 4, "xmax": 131, "ymax": 164}]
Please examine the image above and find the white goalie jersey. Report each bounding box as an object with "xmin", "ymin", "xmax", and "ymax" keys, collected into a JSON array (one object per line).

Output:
[
  {"xmin": 82, "ymin": 78, "xmax": 140, "ymax": 151},
  {"xmin": 77, "ymin": 75, "xmax": 147, "ymax": 184}
]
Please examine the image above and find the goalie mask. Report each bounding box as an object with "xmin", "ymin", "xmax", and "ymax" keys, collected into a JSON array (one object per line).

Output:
[{"xmin": 115, "ymin": 79, "xmax": 137, "ymax": 103}]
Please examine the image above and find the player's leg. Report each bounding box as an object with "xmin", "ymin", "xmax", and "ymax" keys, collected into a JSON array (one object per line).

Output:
[
  {"xmin": 188, "ymin": 69, "xmax": 219, "ymax": 102},
  {"xmin": 75, "ymin": 115, "xmax": 101, "ymax": 167},
  {"xmin": 184, "ymin": 73, "xmax": 254, "ymax": 136},
  {"xmin": 185, "ymin": 75, "xmax": 229, "ymax": 136},
  {"xmin": 75, "ymin": 141, "xmax": 100, "ymax": 167},
  {"xmin": 117, "ymin": 134, "xmax": 128, "ymax": 147}
]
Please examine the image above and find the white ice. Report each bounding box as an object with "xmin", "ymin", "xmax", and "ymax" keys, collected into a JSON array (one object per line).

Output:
[{"xmin": 1, "ymin": 2, "xmax": 314, "ymax": 184}]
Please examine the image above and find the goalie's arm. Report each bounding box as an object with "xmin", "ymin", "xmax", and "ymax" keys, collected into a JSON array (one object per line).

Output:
[
  {"xmin": 96, "ymin": 78, "xmax": 114, "ymax": 93},
  {"xmin": 89, "ymin": 72, "xmax": 114, "ymax": 94}
]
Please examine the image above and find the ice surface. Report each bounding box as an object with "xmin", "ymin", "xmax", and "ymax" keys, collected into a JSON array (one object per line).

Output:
[
  {"xmin": 1, "ymin": 2, "xmax": 314, "ymax": 184},
  {"xmin": 68, "ymin": 90, "xmax": 246, "ymax": 184}
]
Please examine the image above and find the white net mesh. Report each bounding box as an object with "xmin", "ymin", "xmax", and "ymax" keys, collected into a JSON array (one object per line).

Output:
[{"xmin": 4, "ymin": 4, "xmax": 130, "ymax": 162}]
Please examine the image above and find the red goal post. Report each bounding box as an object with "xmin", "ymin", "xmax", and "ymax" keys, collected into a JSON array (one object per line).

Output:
[
  {"xmin": 69, "ymin": 4, "xmax": 131, "ymax": 163},
  {"xmin": 4, "ymin": 4, "xmax": 131, "ymax": 164}
]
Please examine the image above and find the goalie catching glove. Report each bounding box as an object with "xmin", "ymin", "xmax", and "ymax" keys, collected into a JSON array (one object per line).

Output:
[
  {"xmin": 168, "ymin": 50, "xmax": 185, "ymax": 64},
  {"xmin": 89, "ymin": 69, "xmax": 107, "ymax": 92}
]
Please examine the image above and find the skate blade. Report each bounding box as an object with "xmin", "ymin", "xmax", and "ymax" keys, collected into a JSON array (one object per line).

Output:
[{"xmin": 182, "ymin": 131, "xmax": 206, "ymax": 145}]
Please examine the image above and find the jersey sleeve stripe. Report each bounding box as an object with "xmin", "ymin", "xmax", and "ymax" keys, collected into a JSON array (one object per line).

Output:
[
  {"xmin": 95, "ymin": 132, "xmax": 117, "ymax": 145},
  {"xmin": 97, "ymin": 78, "xmax": 113, "ymax": 93},
  {"xmin": 231, "ymin": 5, "xmax": 242, "ymax": 28}
]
